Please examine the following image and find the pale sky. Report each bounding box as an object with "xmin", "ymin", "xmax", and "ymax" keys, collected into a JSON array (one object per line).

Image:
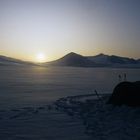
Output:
[{"xmin": 0, "ymin": 0, "xmax": 140, "ymax": 62}]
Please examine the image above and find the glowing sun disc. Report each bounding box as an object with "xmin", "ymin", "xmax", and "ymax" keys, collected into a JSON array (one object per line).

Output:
[{"xmin": 36, "ymin": 53, "xmax": 46, "ymax": 62}]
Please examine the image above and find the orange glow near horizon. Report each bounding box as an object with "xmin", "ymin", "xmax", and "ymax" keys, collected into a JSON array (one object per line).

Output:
[
  {"xmin": 0, "ymin": 0, "xmax": 140, "ymax": 61},
  {"xmin": 0, "ymin": 47, "xmax": 140, "ymax": 63}
]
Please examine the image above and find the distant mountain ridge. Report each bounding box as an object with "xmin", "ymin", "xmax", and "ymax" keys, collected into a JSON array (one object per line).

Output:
[
  {"xmin": 0, "ymin": 55, "xmax": 36, "ymax": 66},
  {"xmin": 87, "ymin": 53, "xmax": 139, "ymax": 65},
  {"xmin": 0, "ymin": 53, "xmax": 140, "ymax": 68},
  {"xmin": 45, "ymin": 52, "xmax": 105, "ymax": 67},
  {"xmin": 44, "ymin": 52, "xmax": 140, "ymax": 68}
]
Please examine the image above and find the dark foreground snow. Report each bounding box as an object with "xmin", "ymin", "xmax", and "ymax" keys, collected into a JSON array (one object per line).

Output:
[
  {"xmin": 0, "ymin": 105, "xmax": 91, "ymax": 140},
  {"xmin": 0, "ymin": 94, "xmax": 140, "ymax": 140},
  {"xmin": 55, "ymin": 94, "xmax": 140, "ymax": 140}
]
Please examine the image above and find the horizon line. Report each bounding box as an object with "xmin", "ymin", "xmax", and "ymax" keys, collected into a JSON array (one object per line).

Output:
[{"xmin": 0, "ymin": 52, "xmax": 139, "ymax": 63}]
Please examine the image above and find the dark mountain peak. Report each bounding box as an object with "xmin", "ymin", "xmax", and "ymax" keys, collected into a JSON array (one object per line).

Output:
[
  {"xmin": 68, "ymin": 52, "xmax": 77, "ymax": 55},
  {"xmin": 47, "ymin": 52, "xmax": 101, "ymax": 67},
  {"xmin": 98, "ymin": 53, "xmax": 106, "ymax": 56},
  {"xmin": 64, "ymin": 52, "xmax": 83, "ymax": 58},
  {"xmin": 95, "ymin": 53, "xmax": 108, "ymax": 57},
  {"xmin": 60, "ymin": 52, "xmax": 85, "ymax": 61},
  {"xmin": 59, "ymin": 52, "xmax": 86, "ymax": 62}
]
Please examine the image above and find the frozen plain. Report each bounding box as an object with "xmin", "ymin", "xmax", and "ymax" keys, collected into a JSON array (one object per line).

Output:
[{"xmin": 0, "ymin": 65, "xmax": 140, "ymax": 140}]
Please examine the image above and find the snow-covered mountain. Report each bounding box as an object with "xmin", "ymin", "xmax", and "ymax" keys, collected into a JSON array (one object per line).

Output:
[
  {"xmin": 1, "ymin": 53, "xmax": 139, "ymax": 68},
  {"xmin": 0, "ymin": 55, "xmax": 36, "ymax": 66},
  {"xmin": 87, "ymin": 53, "xmax": 139, "ymax": 64},
  {"xmin": 44, "ymin": 52, "xmax": 140, "ymax": 68},
  {"xmin": 87, "ymin": 53, "xmax": 109, "ymax": 64},
  {"xmin": 44, "ymin": 52, "xmax": 105, "ymax": 67}
]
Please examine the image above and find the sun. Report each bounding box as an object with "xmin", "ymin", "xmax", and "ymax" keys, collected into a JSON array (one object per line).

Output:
[{"xmin": 36, "ymin": 53, "xmax": 46, "ymax": 62}]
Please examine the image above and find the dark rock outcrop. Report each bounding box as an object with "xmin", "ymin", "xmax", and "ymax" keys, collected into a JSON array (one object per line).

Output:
[{"xmin": 107, "ymin": 81, "xmax": 140, "ymax": 106}]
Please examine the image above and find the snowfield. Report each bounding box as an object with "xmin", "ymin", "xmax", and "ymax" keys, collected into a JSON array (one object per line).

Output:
[
  {"xmin": 55, "ymin": 94, "xmax": 140, "ymax": 140},
  {"xmin": 0, "ymin": 94, "xmax": 140, "ymax": 140},
  {"xmin": 0, "ymin": 66, "xmax": 140, "ymax": 140},
  {"xmin": 0, "ymin": 105, "xmax": 90, "ymax": 140}
]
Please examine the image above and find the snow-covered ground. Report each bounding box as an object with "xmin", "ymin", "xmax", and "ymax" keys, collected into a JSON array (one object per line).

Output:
[
  {"xmin": 0, "ymin": 93, "xmax": 140, "ymax": 140},
  {"xmin": 55, "ymin": 94, "xmax": 140, "ymax": 140},
  {"xmin": 0, "ymin": 66, "xmax": 140, "ymax": 140},
  {"xmin": 0, "ymin": 104, "xmax": 92, "ymax": 140}
]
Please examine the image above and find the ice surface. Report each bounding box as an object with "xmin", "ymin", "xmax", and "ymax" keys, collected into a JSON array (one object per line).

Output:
[
  {"xmin": 0, "ymin": 66, "xmax": 140, "ymax": 139},
  {"xmin": 55, "ymin": 94, "xmax": 140, "ymax": 140}
]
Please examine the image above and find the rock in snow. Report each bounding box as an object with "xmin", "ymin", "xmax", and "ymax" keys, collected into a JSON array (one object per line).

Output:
[{"xmin": 107, "ymin": 81, "xmax": 140, "ymax": 106}]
